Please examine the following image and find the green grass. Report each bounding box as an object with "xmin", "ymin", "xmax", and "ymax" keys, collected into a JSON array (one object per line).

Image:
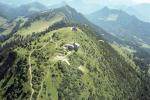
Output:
[
  {"xmin": 17, "ymin": 14, "xmax": 64, "ymax": 36},
  {"xmin": 26, "ymin": 27, "xmax": 97, "ymax": 99},
  {"xmin": 141, "ymin": 43, "xmax": 150, "ymax": 49},
  {"xmin": 1, "ymin": 25, "xmax": 145, "ymax": 100},
  {"xmin": 111, "ymin": 43, "xmax": 140, "ymax": 72},
  {"xmin": 39, "ymin": 70, "xmax": 59, "ymax": 100}
]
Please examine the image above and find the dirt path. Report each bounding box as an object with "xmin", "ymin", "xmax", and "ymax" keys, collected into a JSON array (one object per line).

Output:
[
  {"xmin": 28, "ymin": 42, "xmax": 49, "ymax": 100},
  {"xmin": 54, "ymin": 55, "xmax": 70, "ymax": 65},
  {"xmin": 37, "ymin": 80, "xmax": 44, "ymax": 100},
  {"xmin": 29, "ymin": 50, "xmax": 34, "ymax": 100}
]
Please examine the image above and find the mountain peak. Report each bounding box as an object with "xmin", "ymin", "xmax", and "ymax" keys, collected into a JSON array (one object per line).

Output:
[
  {"xmin": 49, "ymin": 1, "xmax": 69, "ymax": 9},
  {"xmin": 102, "ymin": 6, "xmax": 110, "ymax": 11},
  {"xmin": 19, "ymin": 2, "xmax": 47, "ymax": 9},
  {"xmin": 61, "ymin": 1, "xmax": 68, "ymax": 6}
]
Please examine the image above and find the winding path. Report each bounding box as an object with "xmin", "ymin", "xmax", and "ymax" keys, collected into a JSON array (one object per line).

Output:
[
  {"xmin": 28, "ymin": 42, "xmax": 49, "ymax": 100},
  {"xmin": 29, "ymin": 50, "xmax": 34, "ymax": 100},
  {"xmin": 37, "ymin": 80, "xmax": 44, "ymax": 100}
]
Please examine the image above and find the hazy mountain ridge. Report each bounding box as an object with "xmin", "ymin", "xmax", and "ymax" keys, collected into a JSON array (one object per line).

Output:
[
  {"xmin": 0, "ymin": 16, "xmax": 7, "ymax": 26},
  {"xmin": 87, "ymin": 7, "xmax": 150, "ymax": 69},
  {"xmin": 124, "ymin": 4, "xmax": 150, "ymax": 22},
  {"xmin": 0, "ymin": 2, "xmax": 47, "ymax": 20},
  {"xmin": 88, "ymin": 7, "xmax": 150, "ymax": 37}
]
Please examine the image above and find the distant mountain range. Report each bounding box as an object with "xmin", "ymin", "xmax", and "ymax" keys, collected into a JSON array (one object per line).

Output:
[
  {"xmin": 0, "ymin": 2, "xmax": 47, "ymax": 20},
  {"xmin": 88, "ymin": 7, "xmax": 150, "ymax": 43},
  {"xmin": 87, "ymin": 7, "xmax": 150, "ymax": 68},
  {"xmin": 124, "ymin": 4, "xmax": 150, "ymax": 22}
]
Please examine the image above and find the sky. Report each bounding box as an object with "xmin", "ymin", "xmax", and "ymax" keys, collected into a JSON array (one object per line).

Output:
[
  {"xmin": 1, "ymin": 0, "xmax": 150, "ymax": 5},
  {"xmin": 1, "ymin": 0, "xmax": 150, "ymax": 14}
]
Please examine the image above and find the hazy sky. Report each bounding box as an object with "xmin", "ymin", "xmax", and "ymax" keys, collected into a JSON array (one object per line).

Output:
[
  {"xmin": 1, "ymin": 0, "xmax": 150, "ymax": 14},
  {"xmin": 1, "ymin": 0, "xmax": 150, "ymax": 5}
]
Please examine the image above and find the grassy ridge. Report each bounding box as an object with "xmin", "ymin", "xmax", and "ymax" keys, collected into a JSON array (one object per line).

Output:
[{"xmin": 0, "ymin": 24, "xmax": 145, "ymax": 99}]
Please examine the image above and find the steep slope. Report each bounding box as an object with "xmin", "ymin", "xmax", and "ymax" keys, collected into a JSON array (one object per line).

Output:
[
  {"xmin": 0, "ymin": 16, "xmax": 29, "ymax": 43},
  {"xmin": 87, "ymin": 7, "xmax": 150, "ymax": 69},
  {"xmin": 0, "ymin": 5, "xmax": 149, "ymax": 100}
]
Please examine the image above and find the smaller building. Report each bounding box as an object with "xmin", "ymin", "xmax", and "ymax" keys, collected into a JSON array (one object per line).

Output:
[
  {"xmin": 73, "ymin": 43, "xmax": 80, "ymax": 51},
  {"xmin": 71, "ymin": 26, "xmax": 77, "ymax": 31},
  {"xmin": 64, "ymin": 44, "xmax": 74, "ymax": 51},
  {"xmin": 64, "ymin": 42, "xmax": 80, "ymax": 51},
  {"xmin": 98, "ymin": 40, "xmax": 104, "ymax": 43}
]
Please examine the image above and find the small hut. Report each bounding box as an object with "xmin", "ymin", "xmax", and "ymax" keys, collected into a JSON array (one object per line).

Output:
[
  {"xmin": 64, "ymin": 42, "xmax": 80, "ymax": 51},
  {"xmin": 98, "ymin": 40, "xmax": 104, "ymax": 43},
  {"xmin": 71, "ymin": 26, "xmax": 77, "ymax": 31},
  {"xmin": 73, "ymin": 43, "xmax": 80, "ymax": 51}
]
